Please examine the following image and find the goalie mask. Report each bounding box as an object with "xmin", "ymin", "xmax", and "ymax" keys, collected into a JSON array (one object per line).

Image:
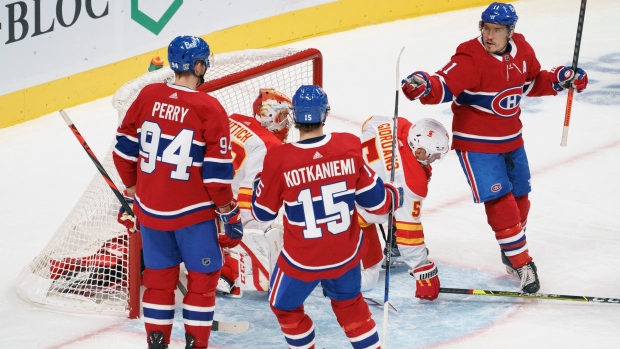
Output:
[
  {"xmin": 407, "ymin": 118, "xmax": 450, "ymax": 166},
  {"xmin": 253, "ymin": 89, "xmax": 293, "ymax": 142}
]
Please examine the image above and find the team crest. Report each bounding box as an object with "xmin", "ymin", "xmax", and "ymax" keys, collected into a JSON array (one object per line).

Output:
[
  {"xmin": 491, "ymin": 86, "xmax": 522, "ymax": 118},
  {"xmin": 491, "ymin": 183, "xmax": 502, "ymax": 192}
]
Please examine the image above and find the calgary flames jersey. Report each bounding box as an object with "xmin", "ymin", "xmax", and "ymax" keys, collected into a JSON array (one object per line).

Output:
[
  {"xmin": 228, "ymin": 113, "xmax": 282, "ymax": 229},
  {"xmin": 358, "ymin": 115, "xmax": 431, "ymax": 270}
]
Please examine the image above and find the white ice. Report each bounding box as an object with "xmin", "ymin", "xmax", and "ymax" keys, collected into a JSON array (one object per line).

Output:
[{"xmin": 2, "ymin": 0, "xmax": 620, "ymax": 347}]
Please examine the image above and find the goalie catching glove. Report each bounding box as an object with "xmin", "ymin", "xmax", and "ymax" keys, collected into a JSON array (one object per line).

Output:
[
  {"xmin": 117, "ymin": 190, "xmax": 138, "ymax": 233},
  {"xmin": 550, "ymin": 66, "xmax": 588, "ymax": 93},
  {"xmin": 401, "ymin": 71, "xmax": 432, "ymax": 101},
  {"xmin": 216, "ymin": 201, "xmax": 244, "ymax": 248},
  {"xmin": 411, "ymin": 261, "xmax": 440, "ymax": 301}
]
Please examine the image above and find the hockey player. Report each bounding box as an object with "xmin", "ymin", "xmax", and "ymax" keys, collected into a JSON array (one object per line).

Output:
[
  {"xmin": 218, "ymin": 88, "xmax": 293, "ymax": 297},
  {"xmin": 113, "ymin": 35, "xmax": 242, "ymax": 349},
  {"xmin": 358, "ymin": 116, "xmax": 449, "ymax": 301},
  {"xmin": 400, "ymin": 2, "xmax": 589, "ymax": 293},
  {"xmin": 252, "ymin": 85, "xmax": 402, "ymax": 349}
]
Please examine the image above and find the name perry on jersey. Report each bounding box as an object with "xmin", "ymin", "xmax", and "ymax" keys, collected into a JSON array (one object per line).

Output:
[
  {"xmin": 284, "ymin": 158, "xmax": 356, "ymax": 187},
  {"xmin": 152, "ymin": 101, "xmax": 189, "ymax": 123}
]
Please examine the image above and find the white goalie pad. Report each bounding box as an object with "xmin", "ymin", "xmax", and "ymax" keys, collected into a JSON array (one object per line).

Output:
[{"xmin": 226, "ymin": 227, "xmax": 283, "ymax": 292}]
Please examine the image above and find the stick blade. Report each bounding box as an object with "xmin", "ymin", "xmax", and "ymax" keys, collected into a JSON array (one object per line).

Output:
[{"xmin": 212, "ymin": 319, "xmax": 250, "ymax": 334}]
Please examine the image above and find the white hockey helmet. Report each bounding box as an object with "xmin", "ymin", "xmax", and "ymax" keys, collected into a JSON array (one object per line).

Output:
[
  {"xmin": 253, "ymin": 89, "xmax": 293, "ymax": 142},
  {"xmin": 407, "ymin": 118, "xmax": 450, "ymax": 165}
]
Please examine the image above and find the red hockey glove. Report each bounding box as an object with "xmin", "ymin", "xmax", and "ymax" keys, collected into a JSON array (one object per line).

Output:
[
  {"xmin": 384, "ymin": 182, "xmax": 404, "ymax": 210},
  {"xmin": 550, "ymin": 66, "xmax": 588, "ymax": 93},
  {"xmin": 117, "ymin": 190, "xmax": 138, "ymax": 233},
  {"xmin": 216, "ymin": 201, "xmax": 243, "ymax": 248},
  {"xmin": 401, "ymin": 71, "xmax": 431, "ymax": 101},
  {"xmin": 411, "ymin": 261, "xmax": 440, "ymax": 301}
]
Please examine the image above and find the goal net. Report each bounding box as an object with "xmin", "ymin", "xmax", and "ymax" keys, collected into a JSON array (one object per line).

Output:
[{"xmin": 16, "ymin": 47, "xmax": 323, "ymax": 318}]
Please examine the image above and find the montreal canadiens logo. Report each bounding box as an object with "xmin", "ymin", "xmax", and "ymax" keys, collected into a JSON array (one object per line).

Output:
[
  {"xmin": 491, "ymin": 183, "xmax": 502, "ymax": 192},
  {"xmin": 491, "ymin": 86, "xmax": 522, "ymax": 118}
]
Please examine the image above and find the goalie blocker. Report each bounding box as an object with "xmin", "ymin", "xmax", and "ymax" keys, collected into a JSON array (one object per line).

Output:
[{"xmin": 217, "ymin": 227, "xmax": 284, "ymax": 297}]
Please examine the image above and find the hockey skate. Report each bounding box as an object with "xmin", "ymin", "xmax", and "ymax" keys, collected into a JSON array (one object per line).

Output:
[
  {"xmin": 148, "ymin": 331, "xmax": 167, "ymax": 349},
  {"xmin": 216, "ymin": 275, "xmax": 243, "ymax": 298},
  {"xmin": 185, "ymin": 333, "xmax": 195, "ymax": 349},
  {"xmin": 501, "ymin": 252, "xmax": 540, "ymax": 293}
]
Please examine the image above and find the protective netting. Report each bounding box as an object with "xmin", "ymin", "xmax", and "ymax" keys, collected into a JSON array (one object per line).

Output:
[{"xmin": 16, "ymin": 47, "xmax": 322, "ymax": 317}]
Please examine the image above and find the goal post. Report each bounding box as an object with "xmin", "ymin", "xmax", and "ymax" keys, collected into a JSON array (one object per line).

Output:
[{"xmin": 16, "ymin": 48, "xmax": 323, "ymax": 319}]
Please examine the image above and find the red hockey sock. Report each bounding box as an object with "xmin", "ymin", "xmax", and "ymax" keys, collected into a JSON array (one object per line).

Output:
[
  {"xmin": 485, "ymin": 194, "xmax": 532, "ymax": 268},
  {"xmin": 183, "ymin": 270, "xmax": 219, "ymax": 348},
  {"xmin": 271, "ymin": 304, "xmax": 315, "ymax": 349},
  {"xmin": 331, "ymin": 294, "xmax": 380, "ymax": 348},
  {"xmin": 142, "ymin": 266, "xmax": 179, "ymax": 345},
  {"xmin": 515, "ymin": 194, "xmax": 530, "ymax": 229}
]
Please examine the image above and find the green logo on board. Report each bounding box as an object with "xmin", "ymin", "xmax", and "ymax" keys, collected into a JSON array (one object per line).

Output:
[{"xmin": 131, "ymin": 0, "xmax": 183, "ymax": 35}]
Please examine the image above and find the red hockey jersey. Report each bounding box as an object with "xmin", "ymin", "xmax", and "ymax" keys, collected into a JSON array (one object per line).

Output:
[
  {"xmin": 421, "ymin": 33, "xmax": 558, "ymax": 153},
  {"xmin": 113, "ymin": 83, "xmax": 234, "ymax": 230},
  {"xmin": 252, "ymin": 133, "xmax": 391, "ymax": 282}
]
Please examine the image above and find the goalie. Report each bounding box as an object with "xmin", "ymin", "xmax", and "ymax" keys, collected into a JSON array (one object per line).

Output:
[{"xmin": 217, "ymin": 88, "xmax": 293, "ymax": 297}]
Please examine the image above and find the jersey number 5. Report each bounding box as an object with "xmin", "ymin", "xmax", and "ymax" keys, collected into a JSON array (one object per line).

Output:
[{"xmin": 297, "ymin": 181, "xmax": 351, "ymax": 239}]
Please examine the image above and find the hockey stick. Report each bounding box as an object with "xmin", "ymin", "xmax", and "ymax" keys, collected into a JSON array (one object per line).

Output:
[
  {"xmin": 560, "ymin": 0, "xmax": 587, "ymax": 147},
  {"xmin": 440, "ymin": 287, "xmax": 620, "ymax": 304},
  {"xmin": 382, "ymin": 46, "xmax": 405, "ymax": 349},
  {"xmin": 60, "ymin": 109, "xmax": 143, "ymax": 318},
  {"xmin": 59, "ymin": 109, "xmax": 134, "ymax": 217},
  {"xmin": 176, "ymin": 281, "xmax": 250, "ymax": 333}
]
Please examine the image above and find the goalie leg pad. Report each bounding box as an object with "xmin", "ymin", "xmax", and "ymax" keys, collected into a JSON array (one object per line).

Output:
[
  {"xmin": 183, "ymin": 270, "xmax": 219, "ymax": 348},
  {"xmin": 142, "ymin": 266, "xmax": 179, "ymax": 344}
]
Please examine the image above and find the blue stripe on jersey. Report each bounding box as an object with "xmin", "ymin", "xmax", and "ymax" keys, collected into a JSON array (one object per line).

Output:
[
  {"xmin": 354, "ymin": 177, "xmax": 386, "ymax": 210},
  {"xmin": 138, "ymin": 135, "xmax": 206, "ymax": 166},
  {"xmin": 136, "ymin": 198, "xmax": 215, "ymax": 219},
  {"xmin": 284, "ymin": 192, "xmax": 356, "ymax": 227},
  {"xmin": 439, "ymin": 79, "xmax": 454, "ymax": 103},
  {"xmin": 182, "ymin": 308, "xmax": 214, "ymax": 322},
  {"xmin": 115, "ymin": 135, "xmax": 139, "ymax": 159},
  {"xmin": 143, "ymin": 307, "xmax": 174, "ymax": 321},
  {"xmin": 452, "ymin": 131, "xmax": 522, "ymax": 144},
  {"xmin": 252, "ymin": 204, "xmax": 278, "ymax": 222},
  {"xmin": 202, "ymin": 160, "xmax": 234, "ymax": 182}
]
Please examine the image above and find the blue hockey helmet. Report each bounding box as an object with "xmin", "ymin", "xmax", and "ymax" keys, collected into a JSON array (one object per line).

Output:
[
  {"xmin": 480, "ymin": 2, "xmax": 518, "ymax": 31},
  {"xmin": 168, "ymin": 35, "xmax": 211, "ymax": 73},
  {"xmin": 292, "ymin": 85, "xmax": 330, "ymax": 124}
]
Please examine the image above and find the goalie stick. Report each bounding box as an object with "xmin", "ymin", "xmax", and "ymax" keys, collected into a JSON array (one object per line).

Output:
[
  {"xmin": 440, "ymin": 287, "xmax": 620, "ymax": 304},
  {"xmin": 177, "ymin": 281, "xmax": 250, "ymax": 333},
  {"xmin": 560, "ymin": 0, "xmax": 587, "ymax": 147},
  {"xmin": 382, "ymin": 46, "xmax": 405, "ymax": 349}
]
